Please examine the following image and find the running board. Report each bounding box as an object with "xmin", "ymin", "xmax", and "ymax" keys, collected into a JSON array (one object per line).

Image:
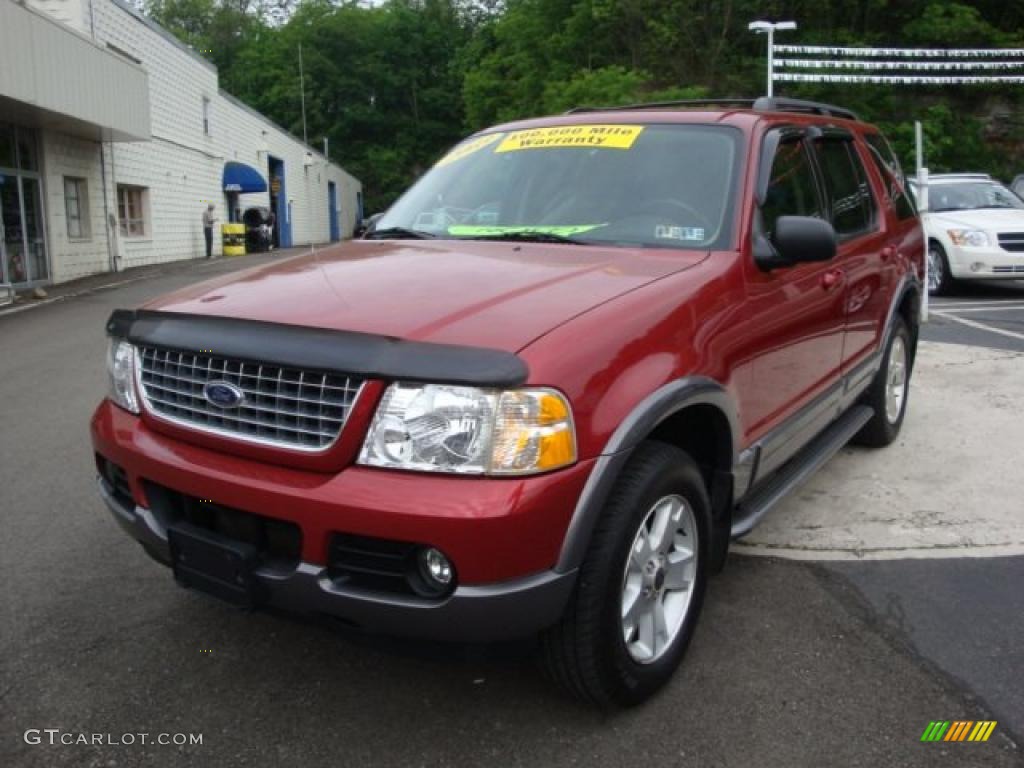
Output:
[{"xmin": 730, "ymin": 405, "xmax": 874, "ymax": 539}]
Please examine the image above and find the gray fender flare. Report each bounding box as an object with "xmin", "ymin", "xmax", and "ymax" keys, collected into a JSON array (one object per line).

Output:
[
  {"xmin": 884, "ymin": 274, "xmax": 923, "ymax": 368},
  {"xmin": 554, "ymin": 376, "xmax": 740, "ymax": 573}
]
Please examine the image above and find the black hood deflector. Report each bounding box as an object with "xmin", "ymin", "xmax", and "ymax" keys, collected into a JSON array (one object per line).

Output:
[{"xmin": 107, "ymin": 309, "xmax": 529, "ymax": 387}]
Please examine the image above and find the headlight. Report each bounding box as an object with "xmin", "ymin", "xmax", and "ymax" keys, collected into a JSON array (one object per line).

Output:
[
  {"xmin": 359, "ymin": 383, "xmax": 576, "ymax": 476},
  {"xmin": 106, "ymin": 339, "xmax": 139, "ymax": 414},
  {"xmin": 947, "ymin": 229, "xmax": 989, "ymax": 247}
]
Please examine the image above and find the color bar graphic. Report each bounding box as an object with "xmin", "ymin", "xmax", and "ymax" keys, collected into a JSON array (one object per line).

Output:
[{"xmin": 921, "ymin": 720, "xmax": 997, "ymax": 742}]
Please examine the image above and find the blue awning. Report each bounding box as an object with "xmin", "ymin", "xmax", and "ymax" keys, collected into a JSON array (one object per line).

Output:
[{"xmin": 223, "ymin": 162, "xmax": 267, "ymax": 193}]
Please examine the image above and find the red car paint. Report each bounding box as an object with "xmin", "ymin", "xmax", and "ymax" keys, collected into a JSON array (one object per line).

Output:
[{"xmin": 91, "ymin": 107, "xmax": 923, "ymax": 591}]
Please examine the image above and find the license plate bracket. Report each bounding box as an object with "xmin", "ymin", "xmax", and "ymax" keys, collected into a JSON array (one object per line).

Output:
[{"xmin": 168, "ymin": 523, "xmax": 263, "ymax": 608}]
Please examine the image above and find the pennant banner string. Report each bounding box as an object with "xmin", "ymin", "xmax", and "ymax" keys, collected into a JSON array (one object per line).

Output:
[
  {"xmin": 774, "ymin": 45, "xmax": 1024, "ymax": 58},
  {"xmin": 775, "ymin": 59, "xmax": 1024, "ymax": 71},
  {"xmin": 773, "ymin": 73, "xmax": 1024, "ymax": 84}
]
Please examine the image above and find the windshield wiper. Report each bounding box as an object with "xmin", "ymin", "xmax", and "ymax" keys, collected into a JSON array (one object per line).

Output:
[
  {"xmin": 457, "ymin": 231, "xmax": 587, "ymax": 245},
  {"xmin": 364, "ymin": 227, "xmax": 437, "ymax": 240}
]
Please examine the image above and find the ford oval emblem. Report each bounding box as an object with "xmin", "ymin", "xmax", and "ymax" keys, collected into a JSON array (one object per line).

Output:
[{"xmin": 203, "ymin": 381, "xmax": 245, "ymax": 408}]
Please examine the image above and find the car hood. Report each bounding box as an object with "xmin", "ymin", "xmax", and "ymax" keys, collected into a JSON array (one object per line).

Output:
[
  {"xmin": 926, "ymin": 208, "xmax": 1024, "ymax": 232},
  {"xmin": 144, "ymin": 240, "xmax": 709, "ymax": 352}
]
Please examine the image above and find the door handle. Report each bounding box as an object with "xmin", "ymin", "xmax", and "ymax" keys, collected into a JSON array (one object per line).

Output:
[
  {"xmin": 821, "ymin": 268, "xmax": 845, "ymax": 291},
  {"xmin": 880, "ymin": 246, "xmax": 896, "ymax": 261}
]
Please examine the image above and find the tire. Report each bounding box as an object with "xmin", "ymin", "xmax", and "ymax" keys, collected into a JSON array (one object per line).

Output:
[
  {"xmin": 853, "ymin": 315, "xmax": 912, "ymax": 447},
  {"xmin": 541, "ymin": 441, "xmax": 710, "ymax": 707},
  {"xmin": 927, "ymin": 241, "xmax": 956, "ymax": 296}
]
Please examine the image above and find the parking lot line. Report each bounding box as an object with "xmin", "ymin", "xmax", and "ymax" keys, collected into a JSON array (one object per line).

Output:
[
  {"xmin": 930, "ymin": 311, "xmax": 1024, "ymax": 341},
  {"xmin": 931, "ymin": 299, "xmax": 1024, "ymax": 308},
  {"xmin": 935, "ymin": 304, "xmax": 1024, "ymax": 313}
]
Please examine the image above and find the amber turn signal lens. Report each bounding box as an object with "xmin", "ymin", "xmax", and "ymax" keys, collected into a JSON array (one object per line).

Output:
[{"xmin": 489, "ymin": 390, "xmax": 576, "ymax": 475}]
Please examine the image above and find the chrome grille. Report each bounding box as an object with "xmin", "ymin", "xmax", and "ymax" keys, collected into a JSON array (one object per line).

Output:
[
  {"xmin": 997, "ymin": 232, "xmax": 1024, "ymax": 253},
  {"xmin": 137, "ymin": 346, "xmax": 363, "ymax": 451}
]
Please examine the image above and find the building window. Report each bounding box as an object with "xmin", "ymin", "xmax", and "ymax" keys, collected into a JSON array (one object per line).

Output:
[
  {"xmin": 0, "ymin": 124, "xmax": 14, "ymax": 168},
  {"xmin": 64, "ymin": 177, "xmax": 91, "ymax": 239},
  {"xmin": 117, "ymin": 185, "xmax": 149, "ymax": 237},
  {"xmin": 202, "ymin": 96, "xmax": 211, "ymax": 136},
  {"xmin": 106, "ymin": 42, "xmax": 142, "ymax": 65}
]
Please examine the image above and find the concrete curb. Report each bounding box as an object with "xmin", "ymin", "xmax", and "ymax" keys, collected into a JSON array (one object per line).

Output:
[{"xmin": 736, "ymin": 341, "xmax": 1024, "ymax": 561}]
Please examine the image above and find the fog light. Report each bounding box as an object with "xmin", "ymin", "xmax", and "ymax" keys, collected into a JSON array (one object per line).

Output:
[
  {"xmin": 971, "ymin": 262, "xmax": 984, "ymax": 272},
  {"xmin": 419, "ymin": 547, "xmax": 453, "ymax": 586}
]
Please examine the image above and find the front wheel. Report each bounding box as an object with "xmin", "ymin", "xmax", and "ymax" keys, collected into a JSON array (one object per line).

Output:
[
  {"xmin": 927, "ymin": 242, "xmax": 956, "ymax": 296},
  {"xmin": 541, "ymin": 442, "xmax": 710, "ymax": 707}
]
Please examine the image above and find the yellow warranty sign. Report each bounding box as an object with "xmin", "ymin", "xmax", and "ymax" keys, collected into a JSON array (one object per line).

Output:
[
  {"xmin": 496, "ymin": 125, "xmax": 644, "ymax": 152},
  {"xmin": 436, "ymin": 133, "xmax": 505, "ymax": 167}
]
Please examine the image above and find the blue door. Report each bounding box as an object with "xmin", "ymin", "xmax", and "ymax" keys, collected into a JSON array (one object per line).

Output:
[
  {"xmin": 267, "ymin": 156, "xmax": 292, "ymax": 248},
  {"xmin": 328, "ymin": 181, "xmax": 340, "ymax": 241}
]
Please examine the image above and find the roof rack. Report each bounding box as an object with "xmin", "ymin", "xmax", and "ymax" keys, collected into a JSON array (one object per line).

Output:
[
  {"xmin": 753, "ymin": 97, "xmax": 858, "ymax": 121},
  {"xmin": 928, "ymin": 173, "xmax": 993, "ymax": 180},
  {"xmin": 565, "ymin": 99, "xmax": 757, "ymax": 115},
  {"xmin": 564, "ymin": 96, "xmax": 859, "ymax": 121}
]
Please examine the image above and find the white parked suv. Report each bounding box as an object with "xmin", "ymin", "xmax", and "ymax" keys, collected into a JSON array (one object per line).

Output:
[{"xmin": 911, "ymin": 173, "xmax": 1024, "ymax": 295}]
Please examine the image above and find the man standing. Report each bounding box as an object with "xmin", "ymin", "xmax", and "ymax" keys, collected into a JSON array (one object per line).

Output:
[{"xmin": 202, "ymin": 203, "xmax": 216, "ymax": 259}]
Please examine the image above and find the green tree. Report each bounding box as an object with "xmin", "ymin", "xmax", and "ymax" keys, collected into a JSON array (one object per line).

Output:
[
  {"xmin": 145, "ymin": 0, "xmax": 266, "ymax": 75},
  {"xmin": 144, "ymin": 0, "xmax": 1024, "ymax": 206}
]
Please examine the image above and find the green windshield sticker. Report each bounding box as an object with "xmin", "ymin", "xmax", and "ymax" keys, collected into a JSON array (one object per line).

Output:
[
  {"xmin": 435, "ymin": 133, "xmax": 505, "ymax": 167},
  {"xmin": 447, "ymin": 224, "xmax": 604, "ymax": 237}
]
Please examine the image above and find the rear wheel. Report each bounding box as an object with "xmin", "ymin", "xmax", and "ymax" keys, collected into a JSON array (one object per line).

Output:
[
  {"xmin": 854, "ymin": 315, "xmax": 912, "ymax": 447},
  {"xmin": 927, "ymin": 241, "xmax": 956, "ymax": 296},
  {"xmin": 541, "ymin": 442, "xmax": 710, "ymax": 707}
]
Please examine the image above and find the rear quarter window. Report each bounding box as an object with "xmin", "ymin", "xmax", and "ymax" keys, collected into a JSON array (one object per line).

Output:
[{"xmin": 864, "ymin": 133, "xmax": 917, "ymax": 221}]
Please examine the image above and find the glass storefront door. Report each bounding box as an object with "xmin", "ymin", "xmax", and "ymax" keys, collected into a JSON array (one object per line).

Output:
[
  {"xmin": 0, "ymin": 124, "xmax": 48, "ymax": 285},
  {"xmin": 21, "ymin": 178, "xmax": 47, "ymax": 282},
  {"xmin": 0, "ymin": 174, "xmax": 27, "ymax": 283}
]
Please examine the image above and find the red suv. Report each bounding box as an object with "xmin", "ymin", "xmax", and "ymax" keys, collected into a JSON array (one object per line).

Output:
[{"xmin": 91, "ymin": 98, "xmax": 924, "ymax": 706}]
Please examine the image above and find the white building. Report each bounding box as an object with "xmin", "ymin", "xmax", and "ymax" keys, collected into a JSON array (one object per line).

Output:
[{"xmin": 0, "ymin": 0, "xmax": 362, "ymax": 289}]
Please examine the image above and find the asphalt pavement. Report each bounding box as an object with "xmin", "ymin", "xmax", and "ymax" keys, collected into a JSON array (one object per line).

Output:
[
  {"xmin": 923, "ymin": 280, "xmax": 1024, "ymax": 352},
  {"xmin": 829, "ymin": 557, "xmax": 1024, "ymax": 750},
  {"xmin": 1, "ymin": 254, "xmax": 1021, "ymax": 767}
]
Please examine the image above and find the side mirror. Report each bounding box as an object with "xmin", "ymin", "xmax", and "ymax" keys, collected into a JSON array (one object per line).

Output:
[
  {"xmin": 356, "ymin": 213, "xmax": 384, "ymax": 238},
  {"xmin": 755, "ymin": 215, "xmax": 837, "ymax": 270}
]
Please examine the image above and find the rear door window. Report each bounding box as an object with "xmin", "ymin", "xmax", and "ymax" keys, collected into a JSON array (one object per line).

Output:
[{"xmin": 814, "ymin": 139, "xmax": 877, "ymax": 238}]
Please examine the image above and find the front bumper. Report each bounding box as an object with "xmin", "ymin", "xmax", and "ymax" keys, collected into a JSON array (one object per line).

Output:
[
  {"xmin": 98, "ymin": 476, "xmax": 577, "ymax": 641},
  {"xmin": 947, "ymin": 244, "xmax": 1024, "ymax": 279},
  {"xmin": 91, "ymin": 400, "xmax": 593, "ymax": 640}
]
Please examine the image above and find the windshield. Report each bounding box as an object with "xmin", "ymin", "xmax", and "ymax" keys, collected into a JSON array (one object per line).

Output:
[
  {"xmin": 375, "ymin": 124, "xmax": 741, "ymax": 249},
  {"xmin": 927, "ymin": 181, "xmax": 1024, "ymax": 212}
]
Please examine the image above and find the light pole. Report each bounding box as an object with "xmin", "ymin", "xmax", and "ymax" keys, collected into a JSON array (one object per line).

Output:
[{"xmin": 748, "ymin": 20, "xmax": 797, "ymax": 97}]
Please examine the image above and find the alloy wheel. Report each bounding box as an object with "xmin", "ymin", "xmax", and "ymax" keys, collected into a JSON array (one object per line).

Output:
[
  {"xmin": 886, "ymin": 335, "xmax": 907, "ymax": 424},
  {"xmin": 927, "ymin": 246, "xmax": 943, "ymax": 293},
  {"xmin": 620, "ymin": 494, "xmax": 698, "ymax": 664}
]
